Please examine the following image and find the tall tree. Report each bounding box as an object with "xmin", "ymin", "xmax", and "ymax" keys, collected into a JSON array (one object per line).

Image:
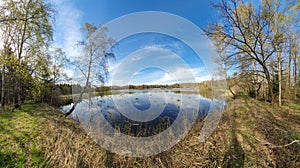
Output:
[
  {"xmin": 288, "ymin": 0, "xmax": 300, "ymax": 100},
  {"xmin": 267, "ymin": 0, "xmax": 285, "ymax": 106},
  {"xmin": 0, "ymin": 0, "xmax": 17, "ymax": 107},
  {"xmin": 14, "ymin": 0, "xmax": 54, "ymax": 107},
  {"xmin": 204, "ymin": 0, "xmax": 299, "ymax": 104},
  {"xmin": 0, "ymin": 0, "xmax": 54, "ymax": 108},
  {"xmin": 65, "ymin": 23, "xmax": 115, "ymax": 117}
]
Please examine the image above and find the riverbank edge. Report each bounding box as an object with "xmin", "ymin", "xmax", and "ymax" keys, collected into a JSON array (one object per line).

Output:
[{"xmin": 0, "ymin": 97, "xmax": 299, "ymax": 167}]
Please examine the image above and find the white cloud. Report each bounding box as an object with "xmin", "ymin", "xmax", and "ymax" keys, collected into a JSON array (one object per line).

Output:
[
  {"xmin": 195, "ymin": 75, "xmax": 211, "ymax": 82},
  {"xmin": 105, "ymin": 44, "xmax": 211, "ymax": 86},
  {"xmin": 52, "ymin": 0, "xmax": 83, "ymax": 58},
  {"xmin": 108, "ymin": 64, "xmax": 210, "ymax": 85},
  {"xmin": 63, "ymin": 68, "xmax": 74, "ymax": 78},
  {"xmin": 191, "ymin": 67, "xmax": 205, "ymax": 75},
  {"xmin": 108, "ymin": 61, "xmax": 120, "ymax": 74},
  {"xmin": 152, "ymin": 72, "xmax": 175, "ymax": 84},
  {"xmin": 151, "ymin": 67, "xmax": 210, "ymax": 84}
]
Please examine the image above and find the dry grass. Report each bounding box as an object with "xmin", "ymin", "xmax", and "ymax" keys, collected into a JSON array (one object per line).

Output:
[
  {"xmin": 35, "ymin": 106, "xmax": 108, "ymax": 168},
  {"xmin": 1, "ymin": 98, "xmax": 299, "ymax": 167}
]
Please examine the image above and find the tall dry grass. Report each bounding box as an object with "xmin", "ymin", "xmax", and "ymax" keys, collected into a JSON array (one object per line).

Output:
[{"xmin": 33, "ymin": 98, "xmax": 300, "ymax": 167}]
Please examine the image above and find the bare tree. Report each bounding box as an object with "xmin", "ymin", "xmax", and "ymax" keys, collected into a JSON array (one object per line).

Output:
[
  {"xmin": 65, "ymin": 23, "xmax": 115, "ymax": 117},
  {"xmin": 203, "ymin": 0, "xmax": 297, "ymax": 104}
]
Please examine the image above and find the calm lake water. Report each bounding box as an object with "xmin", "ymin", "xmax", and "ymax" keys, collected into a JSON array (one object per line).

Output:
[{"xmin": 61, "ymin": 89, "xmax": 214, "ymax": 137}]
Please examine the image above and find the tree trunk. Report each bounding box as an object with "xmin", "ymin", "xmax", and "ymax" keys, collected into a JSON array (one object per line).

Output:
[
  {"xmin": 228, "ymin": 86, "xmax": 236, "ymax": 99},
  {"xmin": 262, "ymin": 80, "xmax": 266, "ymax": 101},
  {"xmin": 15, "ymin": 79, "xmax": 21, "ymax": 109},
  {"xmin": 18, "ymin": 84, "xmax": 21, "ymax": 108},
  {"xmin": 12, "ymin": 77, "xmax": 16, "ymax": 112},
  {"xmin": 65, "ymin": 78, "xmax": 91, "ymax": 117},
  {"xmin": 14, "ymin": 4, "xmax": 29, "ymax": 109},
  {"xmin": 287, "ymin": 50, "xmax": 291, "ymax": 88},
  {"xmin": 252, "ymin": 60, "xmax": 258, "ymax": 99},
  {"xmin": 50, "ymin": 74, "xmax": 56, "ymax": 105},
  {"xmin": 293, "ymin": 52, "xmax": 297, "ymax": 100},
  {"xmin": 278, "ymin": 51, "xmax": 282, "ymax": 106},
  {"xmin": 65, "ymin": 48, "xmax": 93, "ymax": 117},
  {"xmin": 1, "ymin": 65, "xmax": 5, "ymax": 107},
  {"xmin": 263, "ymin": 66, "xmax": 274, "ymax": 103}
]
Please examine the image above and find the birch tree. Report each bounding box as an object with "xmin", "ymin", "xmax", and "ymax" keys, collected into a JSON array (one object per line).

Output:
[
  {"xmin": 65, "ymin": 23, "xmax": 115, "ymax": 117},
  {"xmin": 0, "ymin": 0, "xmax": 54, "ymax": 108}
]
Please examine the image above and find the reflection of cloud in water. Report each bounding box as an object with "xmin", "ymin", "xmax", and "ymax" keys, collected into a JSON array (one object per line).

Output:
[{"xmin": 61, "ymin": 89, "xmax": 215, "ymax": 137}]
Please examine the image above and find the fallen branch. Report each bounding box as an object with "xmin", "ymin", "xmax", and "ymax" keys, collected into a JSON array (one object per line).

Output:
[
  {"xmin": 269, "ymin": 140, "xmax": 300, "ymax": 148},
  {"xmin": 256, "ymin": 137, "xmax": 300, "ymax": 148}
]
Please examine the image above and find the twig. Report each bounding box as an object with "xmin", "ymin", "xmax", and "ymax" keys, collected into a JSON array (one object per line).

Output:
[
  {"xmin": 256, "ymin": 137, "xmax": 300, "ymax": 148},
  {"xmin": 269, "ymin": 140, "xmax": 300, "ymax": 148}
]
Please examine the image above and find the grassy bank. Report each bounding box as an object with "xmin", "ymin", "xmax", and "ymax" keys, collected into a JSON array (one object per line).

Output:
[{"xmin": 0, "ymin": 98, "xmax": 299, "ymax": 167}]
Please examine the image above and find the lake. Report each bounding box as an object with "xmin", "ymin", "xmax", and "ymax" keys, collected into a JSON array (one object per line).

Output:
[{"xmin": 61, "ymin": 89, "xmax": 214, "ymax": 137}]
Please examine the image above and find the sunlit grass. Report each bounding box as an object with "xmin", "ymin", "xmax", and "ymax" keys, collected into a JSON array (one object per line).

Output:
[
  {"xmin": 0, "ymin": 98, "xmax": 299, "ymax": 167},
  {"xmin": 0, "ymin": 104, "xmax": 47, "ymax": 167}
]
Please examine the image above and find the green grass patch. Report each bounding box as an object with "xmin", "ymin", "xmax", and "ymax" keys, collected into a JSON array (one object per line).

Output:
[
  {"xmin": 0, "ymin": 104, "xmax": 46, "ymax": 167},
  {"xmin": 290, "ymin": 131, "xmax": 300, "ymax": 140},
  {"xmin": 288, "ymin": 103, "xmax": 300, "ymax": 110}
]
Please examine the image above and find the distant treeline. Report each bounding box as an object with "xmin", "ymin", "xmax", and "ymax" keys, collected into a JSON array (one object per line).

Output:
[
  {"xmin": 56, "ymin": 84, "xmax": 82, "ymax": 95},
  {"xmin": 57, "ymin": 82, "xmax": 210, "ymax": 94},
  {"xmin": 110, "ymin": 84, "xmax": 180, "ymax": 90},
  {"xmin": 57, "ymin": 83, "xmax": 192, "ymax": 95}
]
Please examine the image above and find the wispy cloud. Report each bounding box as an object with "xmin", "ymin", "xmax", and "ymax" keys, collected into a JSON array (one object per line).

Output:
[
  {"xmin": 140, "ymin": 41, "xmax": 185, "ymax": 55},
  {"xmin": 52, "ymin": 0, "xmax": 83, "ymax": 58},
  {"xmin": 147, "ymin": 66, "xmax": 210, "ymax": 84},
  {"xmin": 107, "ymin": 45, "xmax": 210, "ymax": 85}
]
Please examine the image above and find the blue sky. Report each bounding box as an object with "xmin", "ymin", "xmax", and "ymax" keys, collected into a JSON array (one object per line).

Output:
[{"xmin": 51, "ymin": 0, "xmax": 219, "ymax": 85}]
